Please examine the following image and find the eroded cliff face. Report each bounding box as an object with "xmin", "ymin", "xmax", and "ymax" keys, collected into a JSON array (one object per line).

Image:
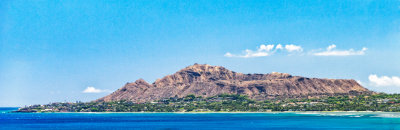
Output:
[{"xmin": 97, "ymin": 64, "xmax": 370, "ymax": 102}]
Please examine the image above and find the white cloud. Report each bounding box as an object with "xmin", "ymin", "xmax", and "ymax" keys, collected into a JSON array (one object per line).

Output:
[
  {"xmin": 224, "ymin": 44, "xmax": 302, "ymax": 58},
  {"xmin": 313, "ymin": 44, "xmax": 367, "ymax": 56},
  {"xmin": 239, "ymin": 49, "xmax": 270, "ymax": 58},
  {"xmin": 259, "ymin": 44, "xmax": 275, "ymax": 51},
  {"xmin": 224, "ymin": 52, "xmax": 234, "ymax": 57},
  {"xmin": 327, "ymin": 44, "xmax": 336, "ymax": 51},
  {"xmin": 224, "ymin": 44, "xmax": 274, "ymax": 58},
  {"xmin": 276, "ymin": 44, "xmax": 283, "ymax": 50},
  {"xmin": 82, "ymin": 86, "xmax": 111, "ymax": 93},
  {"xmin": 285, "ymin": 44, "xmax": 303, "ymax": 52},
  {"xmin": 356, "ymin": 80, "xmax": 363, "ymax": 85},
  {"xmin": 368, "ymin": 75, "xmax": 400, "ymax": 87}
]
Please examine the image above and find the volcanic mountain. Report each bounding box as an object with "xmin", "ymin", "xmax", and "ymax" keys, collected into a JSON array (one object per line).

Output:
[{"xmin": 97, "ymin": 64, "xmax": 370, "ymax": 102}]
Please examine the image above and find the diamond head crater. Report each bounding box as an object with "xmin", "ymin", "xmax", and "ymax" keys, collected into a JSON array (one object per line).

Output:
[{"xmin": 17, "ymin": 64, "xmax": 400, "ymax": 113}]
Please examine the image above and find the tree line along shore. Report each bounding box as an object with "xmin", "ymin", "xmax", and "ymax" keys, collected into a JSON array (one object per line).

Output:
[{"xmin": 15, "ymin": 93, "xmax": 400, "ymax": 113}]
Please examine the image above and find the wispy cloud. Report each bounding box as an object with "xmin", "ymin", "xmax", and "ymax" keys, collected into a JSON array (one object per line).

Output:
[
  {"xmin": 224, "ymin": 44, "xmax": 303, "ymax": 58},
  {"xmin": 226, "ymin": 44, "xmax": 367, "ymax": 58},
  {"xmin": 368, "ymin": 75, "xmax": 400, "ymax": 87},
  {"xmin": 82, "ymin": 86, "xmax": 111, "ymax": 93},
  {"xmin": 312, "ymin": 44, "xmax": 367, "ymax": 56},
  {"xmin": 285, "ymin": 44, "xmax": 303, "ymax": 52}
]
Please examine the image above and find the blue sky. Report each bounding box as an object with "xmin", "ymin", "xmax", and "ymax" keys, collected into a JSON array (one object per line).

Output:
[{"xmin": 1, "ymin": 0, "xmax": 400, "ymax": 107}]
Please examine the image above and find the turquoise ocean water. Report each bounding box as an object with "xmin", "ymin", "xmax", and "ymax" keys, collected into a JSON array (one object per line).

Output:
[{"xmin": 1, "ymin": 107, "xmax": 400, "ymax": 129}]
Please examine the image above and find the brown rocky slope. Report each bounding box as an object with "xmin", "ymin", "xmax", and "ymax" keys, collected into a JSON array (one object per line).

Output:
[{"xmin": 97, "ymin": 64, "xmax": 371, "ymax": 102}]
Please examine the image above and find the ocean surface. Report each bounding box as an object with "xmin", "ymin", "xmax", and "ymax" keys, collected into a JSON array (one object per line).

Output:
[{"xmin": 1, "ymin": 107, "xmax": 400, "ymax": 129}]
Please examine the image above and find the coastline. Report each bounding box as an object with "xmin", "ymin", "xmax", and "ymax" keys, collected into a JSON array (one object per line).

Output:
[{"xmin": 25, "ymin": 111, "xmax": 389, "ymax": 114}]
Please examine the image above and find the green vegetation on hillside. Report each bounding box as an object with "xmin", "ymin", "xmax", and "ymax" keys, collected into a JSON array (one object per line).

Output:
[{"xmin": 16, "ymin": 93, "xmax": 400, "ymax": 112}]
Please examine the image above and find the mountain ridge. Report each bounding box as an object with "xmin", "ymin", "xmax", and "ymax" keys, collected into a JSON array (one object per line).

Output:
[{"xmin": 97, "ymin": 64, "xmax": 371, "ymax": 102}]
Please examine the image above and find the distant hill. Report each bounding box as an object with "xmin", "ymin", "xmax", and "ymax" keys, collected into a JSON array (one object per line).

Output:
[{"xmin": 97, "ymin": 64, "xmax": 371, "ymax": 102}]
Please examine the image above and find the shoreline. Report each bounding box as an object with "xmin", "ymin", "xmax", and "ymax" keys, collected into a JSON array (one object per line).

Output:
[{"xmin": 17, "ymin": 111, "xmax": 393, "ymax": 114}]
